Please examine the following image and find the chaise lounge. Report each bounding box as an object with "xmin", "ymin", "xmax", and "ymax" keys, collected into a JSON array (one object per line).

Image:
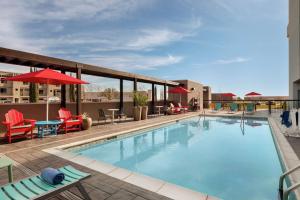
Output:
[{"xmin": 0, "ymin": 165, "xmax": 91, "ymax": 200}]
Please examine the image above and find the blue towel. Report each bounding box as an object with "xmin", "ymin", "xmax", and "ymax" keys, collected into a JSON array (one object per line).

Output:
[
  {"xmin": 41, "ymin": 167, "xmax": 65, "ymax": 185},
  {"xmin": 281, "ymin": 111, "xmax": 292, "ymax": 128}
]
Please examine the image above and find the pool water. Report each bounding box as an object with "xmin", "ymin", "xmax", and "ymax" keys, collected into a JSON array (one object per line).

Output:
[{"xmin": 72, "ymin": 116, "xmax": 282, "ymax": 200}]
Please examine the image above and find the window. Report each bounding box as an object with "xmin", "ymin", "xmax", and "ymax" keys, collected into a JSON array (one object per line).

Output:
[
  {"xmin": 15, "ymin": 88, "xmax": 18, "ymax": 91},
  {"xmin": 39, "ymin": 90, "xmax": 43, "ymax": 95},
  {"xmin": 0, "ymin": 88, "xmax": 7, "ymax": 93},
  {"xmin": 0, "ymin": 78, "xmax": 7, "ymax": 84},
  {"xmin": 23, "ymin": 82, "xmax": 29, "ymax": 85}
]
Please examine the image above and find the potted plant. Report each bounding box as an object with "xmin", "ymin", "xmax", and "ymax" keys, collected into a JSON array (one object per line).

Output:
[
  {"xmin": 133, "ymin": 92, "xmax": 148, "ymax": 121},
  {"xmin": 140, "ymin": 94, "xmax": 148, "ymax": 120},
  {"xmin": 82, "ymin": 112, "xmax": 92, "ymax": 130}
]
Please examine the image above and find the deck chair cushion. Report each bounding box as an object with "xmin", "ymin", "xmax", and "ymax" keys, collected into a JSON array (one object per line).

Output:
[{"xmin": 0, "ymin": 165, "xmax": 90, "ymax": 200}]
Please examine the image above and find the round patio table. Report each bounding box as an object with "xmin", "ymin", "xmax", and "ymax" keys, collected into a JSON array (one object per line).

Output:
[
  {"xmin": 107, "ymin": 109, "xmax": 119, "ymax": 124},
  {"xmin": 35, "ymin": 120, "xmax": 62, "ymax": 138}
]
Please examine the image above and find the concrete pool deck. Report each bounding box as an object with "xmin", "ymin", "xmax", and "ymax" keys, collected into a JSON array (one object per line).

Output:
[{"xmin": 1, "ymin": 110, "xmax": 300, "ymax": 200}]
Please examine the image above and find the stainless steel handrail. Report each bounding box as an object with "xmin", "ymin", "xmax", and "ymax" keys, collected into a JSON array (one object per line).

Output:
[{"xmin": 279, "ymin": 164, "xmax": 300, "ymax": 200}]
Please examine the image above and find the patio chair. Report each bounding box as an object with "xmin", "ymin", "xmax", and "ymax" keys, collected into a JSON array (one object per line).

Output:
[
  {"xmin": 228, "ymin": 103, "xmax": 238, "ymax": 113},
  {"xmin": 2, "ymin": 109, "xmax": 36, "ymax": 143},
  {"xmin": 169, "ymin": 103, "xmax": 181, "ymax": 114},
  {"xmin": 245, "ymin": 103, "xmax": 255, "ymax": 114},
  {"xmin": 0, "ymin": 165, "xmax": 91, "ymax": 200},
  {"xmin": 177, "ymin": 103, "xmax": 188, "ymax": 112},
  {"xmin": 98, "ymin": 109, "xmax": 112, "ymax": 124},
  {"xmin": 280, "ymin": 110, "xmax": 292, "ymax": 128},
  {"xmin": 211, "ymin": 102, "xmax": 222, "ymax": 113},
  {"xmin": 116, "ymin": 109, "xmax": 127, "ymax": 122},
  {"xmin": 58, "ymin": 108, "xmax": 82, "ymax": 134}
]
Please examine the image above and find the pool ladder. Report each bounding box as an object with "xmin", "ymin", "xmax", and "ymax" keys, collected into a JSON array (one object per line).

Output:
[
  {"xmin": 278, "ymin": 164, "xmax": 300, "ymax": 200},
  {"xmin": 240, "ymin": 110, "xmax": 245, "ymax": 133}
]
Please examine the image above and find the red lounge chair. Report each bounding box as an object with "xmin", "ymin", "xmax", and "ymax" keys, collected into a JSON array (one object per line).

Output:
[
  {"xmin": 169, "ymin": 103, "xmax": 182, "ymax": 114},
  {"xmin": 58, "ymin": 108, "xmax": 82, "ymax": 133},
  {"xmin": 2, "ymin": 109, "xmax": 36, "ymax": 143},
  {"xmin": 177, "ymin": 103, "xmax": 189, "ymax": 112}
]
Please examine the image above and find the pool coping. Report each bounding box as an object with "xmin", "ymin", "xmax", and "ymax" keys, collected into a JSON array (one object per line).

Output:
[
  {"xmin": 268, "ymin": 117, "xmax": 300, "ymax": 199},
  {"xmin": 43, "ymin": 113, "xmax": 283, "ymax": 200},
  {"xmin": 43, "ymin": 113, "xmax": 219, "ymax": 200}
]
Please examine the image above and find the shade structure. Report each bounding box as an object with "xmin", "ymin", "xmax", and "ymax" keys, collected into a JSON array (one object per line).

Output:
[
  {"xmin": 168, "ymin": 86, "xmax": 190, "ymax": 103},
  {"xmin": 5, "ymin": 68, "xmax": 88, "ymax": 85},
  {"xmin": 168, "ymin": 86, "xmax": 190, "ymax": 94},
  {"xmin": 5, "ymin": 68, "xmax": 88, "ymax": 121},
  {"xmin": 245, "ymin": 92, "xmax": 261, "ymax": 96},
  {"xmin": 221, "ymin": 93, "xmax": 236, "ymax": 97}
]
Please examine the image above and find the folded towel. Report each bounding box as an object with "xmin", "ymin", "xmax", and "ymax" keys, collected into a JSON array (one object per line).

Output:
[{"xmin": 41, "ymin": 167, "xmax": 65, "ymax": 185}]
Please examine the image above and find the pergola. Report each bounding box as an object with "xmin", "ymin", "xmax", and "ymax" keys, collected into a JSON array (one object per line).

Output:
[{"xmin": 0, "ymin": 47, "xmax": 178, "ymax": 114}]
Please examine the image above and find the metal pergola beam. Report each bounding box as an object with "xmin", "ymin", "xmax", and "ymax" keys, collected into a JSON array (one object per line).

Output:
[{"xmin": 0, "ymin": 47, "xmax": 178, "ymax": 86}]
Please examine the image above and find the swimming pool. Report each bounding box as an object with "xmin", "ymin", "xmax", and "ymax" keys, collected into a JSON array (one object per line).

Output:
[{"xmin": 70, "ymin": 116, "xmax": 282, "ymax": 200}]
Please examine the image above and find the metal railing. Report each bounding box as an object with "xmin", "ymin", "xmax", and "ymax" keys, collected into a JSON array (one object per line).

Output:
[
  {"xmin": 203, "ymin": 99, "xmax": 300, "ymax": 115},
  {"xmin": 279, "ymin": 164, "xmax": 300, "ymax": 200}
]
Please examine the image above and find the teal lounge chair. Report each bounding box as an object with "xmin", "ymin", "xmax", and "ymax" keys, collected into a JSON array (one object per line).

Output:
[
  {"xmin": 215, "ymin": 103, "xmax": 222, "ymax": 111},
  {"xmin": 228, "ymin": 103, "xmax": 238, "ymax": 113},
  {"xmin": 246, "ymin": 103, "xmax": 255, "ymax": 114},
  {"xmin": 0, "ymin": 165, "xmax": 91, "ymax": 200}
]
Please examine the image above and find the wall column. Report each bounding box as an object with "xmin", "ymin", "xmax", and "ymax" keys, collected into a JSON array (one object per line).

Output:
[
  {"xmin": 133, "ymin": 78, "xmax": 137, "ymax": 106},
  {"xmin": 60, "ymin": 70, "xmax": 66, "ymax": 108},
  {"xmin": 151, "ymin": 83, "xmax": 155, "ymax": 114},
  {"xmin": 164, "ymin": 83, "xmax": 167, "ymax": 115},
  {"xmin": 120, "ymin": 79, "xmax": 124, "ymax": 112},
  {"xmin": 76, "ymin": 64, "xmax": 82, "ymax": 115}
]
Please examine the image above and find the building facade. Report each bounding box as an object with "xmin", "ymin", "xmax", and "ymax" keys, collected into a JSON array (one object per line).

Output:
[
  {"xmin": 288, "ymin": 0, "xmax": 300, "ymax": 100},
  {"xmin": 0, "ymin": 71, "xmax": 60, "ymax": 103}
]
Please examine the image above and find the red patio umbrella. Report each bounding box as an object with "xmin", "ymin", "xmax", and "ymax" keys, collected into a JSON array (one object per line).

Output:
[
  {"xmin": 221, "ymin": 93, "xmax": 236, "ymax": 97},
  {"xmin": 245, "ymin": 92, "xmax": 261, "ymax": 96},
  {"xmin": 5, "ymin": 68, "xmax": 88, "ymax": 121},
  {"xmin": 168, "ymin": 86, "xmax": 190, "ymax": 103}
]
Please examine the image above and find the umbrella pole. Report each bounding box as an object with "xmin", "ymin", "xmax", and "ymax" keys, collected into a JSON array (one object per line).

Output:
[
  {"xmin": 46, "ymin": 84, "xmax": 49, "ymax": 122},
  {"xmin": 180, "ymin": 94, "xmax": 181, "ymax": 104}
]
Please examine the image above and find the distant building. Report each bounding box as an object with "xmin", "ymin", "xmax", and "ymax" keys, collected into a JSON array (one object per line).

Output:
[
  {"xmin": 244, "ymin": 96, "xmax": 289, "ymax": 101},
  {"xmin": 0, "ymin": 71, "xmax": 60, "ymax": 103},
  {"xmin": 211, "ymin": 93, "xmax": 237, "ymax": 101}
]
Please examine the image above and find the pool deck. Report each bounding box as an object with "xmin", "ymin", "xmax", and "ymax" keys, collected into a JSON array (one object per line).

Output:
[
  {"xmin": 1, "ymin": 110, "xmax": 300, "ymax": 200},
  {"xmin": 0, "ymin": 112, "xmax": 218, "ymax": 200}
]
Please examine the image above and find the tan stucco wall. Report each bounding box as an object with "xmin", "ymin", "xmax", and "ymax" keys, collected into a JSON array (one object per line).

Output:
[
  {"xmin": 288, "ymin": 0, "xmax": 300, "ymax": 99},
  {"xmin": 169, "ymin": 80, "xmax": 203, "ymax": 110}
]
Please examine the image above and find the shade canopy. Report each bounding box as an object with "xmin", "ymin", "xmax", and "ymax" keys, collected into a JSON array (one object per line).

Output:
[
  {"xmin": 168, "ymin": 86, "xmax": 190, "ymax": 94},
  {"xmin": 4, "ymin": 68, "xmax": 88, "ymax": 85},
  {"xmin": 4, "ymin": 68, "xmax": 88, "ymax": 122},
  {"xmin": 245, "ymin": 92, "xmax": 261, "ymax": 96},
  {"xmin": 222, "ymin": 93, "xmax": 236, "ymax": 97}
]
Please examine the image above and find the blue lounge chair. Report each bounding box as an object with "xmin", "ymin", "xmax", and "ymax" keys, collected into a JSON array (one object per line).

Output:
[
  {"xmin": 246, "ymin": 103, "xmax": 255, "ymax": 114},
  {"xmin": 280, "ymin": 111, "xmax": 292, "ymax": 128},
  {"xmin": 215, "ymin": 103, "xmax": 222, "ymax": 111},
  {"xmin": 0, "ymin": 165, "xmax": 91, "ymax": 200},
  {"xmin": 229, "ymin": 103, "xmax": 238, "ymax": 113}
]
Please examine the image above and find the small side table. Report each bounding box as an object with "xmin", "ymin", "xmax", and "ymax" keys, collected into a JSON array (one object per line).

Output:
[
  {"xmin": 0, "ymin": 156, "xmax": 13, "ymax": 183},
  {"xmin": 107, "ymin": 109, "xmax": 119, "ymax": 124},
  {"xmin": 35, "ymin": 120, "xmax": 62, "ymax": 138},
  {"xmin": 155, "ymin": 106, "xmax": 164, "ymax": 116}
]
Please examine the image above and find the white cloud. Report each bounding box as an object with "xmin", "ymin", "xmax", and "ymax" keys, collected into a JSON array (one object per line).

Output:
[
  {"xmin": 78, "ymin": 54, "xmax": 183, "ymax": 71},
  {"xmin": 127, "ymin": 29, "xmax": 188, "ymax": 50},
  {"xmin": 213, "ymin": 57, "xmax": 250, "ymax": 65}
]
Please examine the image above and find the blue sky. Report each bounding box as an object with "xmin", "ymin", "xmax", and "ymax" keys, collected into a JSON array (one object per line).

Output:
[{"xmin": 0, "ymin": 0, "xmax": 288, "ymax": 97}]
